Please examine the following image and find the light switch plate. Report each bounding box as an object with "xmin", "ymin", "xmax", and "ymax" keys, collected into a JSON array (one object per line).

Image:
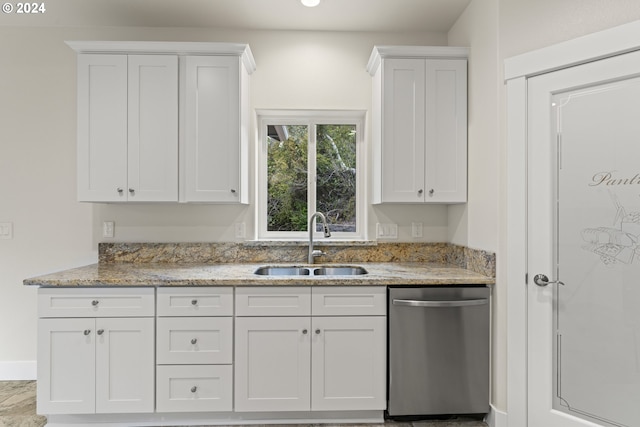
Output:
[
  {"xmin": 103, "ymin": 221, "xmax": 115, "ymax": 238},
  {"xmin": 412, "ymin": 222, "xmax": 423, "ymax": 238},
  {"xmin": 376, "ymin": 223, "xmax": 398, "ymax": 239},
  {"xmin": 235, "ymin": 222, "xmax": 246, "ymax": 239},
  {"xmin": 0, "ymin": 222, "xmax": 13, "ymax": 239}
]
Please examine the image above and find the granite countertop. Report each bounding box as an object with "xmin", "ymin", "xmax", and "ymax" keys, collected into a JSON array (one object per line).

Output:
[{"xmin": 23, "ymin": 262, "xmax": 494, "ymax": 288}]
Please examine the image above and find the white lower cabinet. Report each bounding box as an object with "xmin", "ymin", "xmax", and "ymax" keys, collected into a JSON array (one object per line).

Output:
[
  {"xmin": 311, "ymin": 316, "xmax": 387, "ymax": 411},
  {"xmin": 235, "ymin": 316, "xmax": 312, "ymax": 412},
  {"xmin": 155, "ymin": 287, "xmax": 233, "ymax": 413},
  {"xmin": 37, "ymin": 311, "xmax": 155, "ymax": 414},
  {"xmin": 234, "ymin": 286, "xmax": 387, "ymax": 412}
]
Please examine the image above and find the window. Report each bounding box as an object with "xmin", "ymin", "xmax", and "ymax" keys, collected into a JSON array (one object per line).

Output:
[{"xmin": 257, "ymin": 110, "xmax": 365, "ymax": 240}]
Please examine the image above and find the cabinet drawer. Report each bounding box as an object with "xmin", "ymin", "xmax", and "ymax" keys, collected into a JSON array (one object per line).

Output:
[
  {"xmin": 157, "ymin": 317, "xmax": 232, "ymax": 365},
  {"xmin": 156, "ymin": 365, "xmax": 232, "ymax": 412},
  {"xmin": 236, "ymin": 287, "xmax": 311, "ymax": 316},
  {"xmin": 38, "ymin": 287, "xmax": 154, "ymax": 318},
  {"xmin": 312, "ymin": 287, "xmax": 386, "ymax": 316},
  {"xmin": 157, "ymin": 287, "xmax": 233, "ymax": 317}
]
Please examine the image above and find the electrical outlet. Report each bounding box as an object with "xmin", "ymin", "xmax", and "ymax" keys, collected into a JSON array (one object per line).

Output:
[
  {"xmin": 0, "ymin": 222, "xmax": 13, "ymax": 240},
  {"xmin": 412, "ymin": 222, "xmax": 423, "ymax": 238},
  {"xmin": 235, "ymin": 222, "xmax": 246, "ymax": 239},
  {"xmin": 376, "ymin": 223, "xmax": 398, "ymax": 239},
  {"xmin": 103, "ymin": 221, "xmax": 115, "ymax": 238}
]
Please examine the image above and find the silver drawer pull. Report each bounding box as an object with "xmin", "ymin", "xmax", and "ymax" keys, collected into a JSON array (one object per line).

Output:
[{"xmin": 392, "ymin": 298, "xmax": 488, "ymax": 308}]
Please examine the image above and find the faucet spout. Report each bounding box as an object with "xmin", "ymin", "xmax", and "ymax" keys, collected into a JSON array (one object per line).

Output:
[{"xmin": 309, "ymin": 212, "xmax": 331, "ymax": 264}]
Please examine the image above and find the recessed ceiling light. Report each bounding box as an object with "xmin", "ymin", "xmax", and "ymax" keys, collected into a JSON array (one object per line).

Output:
[{"xmin": 301, "ymin": 0, "xmax": 320, "ymax": 7}]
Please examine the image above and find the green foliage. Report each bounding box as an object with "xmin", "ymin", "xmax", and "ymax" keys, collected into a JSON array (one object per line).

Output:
[{"xmin": 267, "ymin": 124, "xmax": 356, "ymax": 232}]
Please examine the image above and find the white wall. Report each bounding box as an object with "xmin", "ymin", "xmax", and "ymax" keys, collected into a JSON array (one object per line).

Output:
[{"xmin": 0, "ymin": 25, "xmax": 449, "ymax": 374}]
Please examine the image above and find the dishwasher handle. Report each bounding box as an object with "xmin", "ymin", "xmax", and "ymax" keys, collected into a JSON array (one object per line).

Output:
[{"xmin": 392, "ymin": 298, "xmax": 488, "ymax": 308}]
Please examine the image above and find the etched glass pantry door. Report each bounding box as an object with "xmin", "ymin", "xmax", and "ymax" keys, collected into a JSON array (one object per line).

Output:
[{"xmin": 527, "ymin": 49, "xmax": 640, "ymax": 427}]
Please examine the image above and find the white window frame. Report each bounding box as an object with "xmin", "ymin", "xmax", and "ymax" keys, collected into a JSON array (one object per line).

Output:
[{"xmin": 256, "ymin": 109, "xmax": 367, "ymax": 241}]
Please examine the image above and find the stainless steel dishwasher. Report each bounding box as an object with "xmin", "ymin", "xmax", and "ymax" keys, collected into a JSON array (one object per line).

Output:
[{"xmin": 387, "ymin": 286, "xmax": 490, "ymax": 418}]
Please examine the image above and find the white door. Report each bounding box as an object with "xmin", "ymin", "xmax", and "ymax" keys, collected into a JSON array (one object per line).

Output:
[
  {"xmin": 311, "ymin": 316, "xmax": 386, "ymax": 411},
  {"xmin": 183, "ymin": 55, "xmax": 241, "ymax": 202},
  {"xmin": 127, "ymin": 55, "xmax": 178, "ymax": 201},
  {"xmin": 37, "ymin": 318, "xmax": 96, "ymax": 414},
  {"xmin": 381, "ymin": 58, "xmax": 426, "ymax": 202},
  {"xmin": 234, "ymin": 316, "xmax": 311, "ymax": 412},
  {"xmin": 95, "ymin": 317, "xmax": 155, "ymax": 413},
  {"xmin": 528, "ymin": 49, "xmax": 640, "ymax": 427},
  {"xmin": 424, "ymin": 59, "xmax": 467, "ymax": 203},
  {"xmin": 76, "ymin": 54, "xmax": 128, "ymax": 202}
]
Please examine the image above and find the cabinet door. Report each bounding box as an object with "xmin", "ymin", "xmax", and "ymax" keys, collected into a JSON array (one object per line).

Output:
[
  {"xmin": 424, "ymin": 59, "xmax": 467, "ymax": 203},
  {"xmin": 95, "ymin": 317, "xmax": 154, "ymax": 413},
  {"xmin": 311, "ymin": 316, "xmax": 386, "ymax": 411},
  {"xmin": 37, "ymin": 318, "xmax": 96, "ymax": 415},
  {"xmin": 127, "ymin": 55, "xmax": 178, "ymax": 201},
  {"xmin": 183, "ymin": 56, "xmax": 242, "ymax": 203},
  {"xmin": 381, "ymin": 58, "xmax": 426, "ymax": 202},
  {"xmin": 235, "ymin": 316, "xmax": 311, "ymax": 412},
  {"xmin": 77, "ymin": 54, "xmax": 128, "ymax": 202}
]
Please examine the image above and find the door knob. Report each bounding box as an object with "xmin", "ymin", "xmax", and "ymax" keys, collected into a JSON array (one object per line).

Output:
[{"xmin": 533, "ymin": 274, "xmax": 565, "ymax": 287}]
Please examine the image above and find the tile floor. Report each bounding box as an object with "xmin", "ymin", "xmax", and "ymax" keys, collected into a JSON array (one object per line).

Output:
[{"xmin": 0, "ymin": 381, "xmax": 487, "ymax": 427}]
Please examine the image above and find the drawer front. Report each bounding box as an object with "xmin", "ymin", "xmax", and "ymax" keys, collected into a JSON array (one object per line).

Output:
[
  {"xmin": 156, "ymin": 317, "xmax": 232, "ymax": 365},
  {"xmin": 157, "ymin": 287, "xmax": 233, "ymax": 317},
  {"xmin": 156, "ymin": 365, "xmax": 232, "ymax": 413},
  {"xmin": 235, "ymin": 287, "xmax": 311, "ymax": 316},
  {"xmin": 312, "ymin": 286, "xmax": 386, "ymax": 316},
  {"xmin": 38, "ymin": 287, "xmax": 155, "ymax": 318}
]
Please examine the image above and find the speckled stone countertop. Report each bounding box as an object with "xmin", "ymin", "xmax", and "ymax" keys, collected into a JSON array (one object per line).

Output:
[
  {"xmin": 23, "ymin": 262, "xmax": 493, "ymax": 287},
  {"xmin": 23, "ymin": 242, "xmax": 496, "ymax": 288}
]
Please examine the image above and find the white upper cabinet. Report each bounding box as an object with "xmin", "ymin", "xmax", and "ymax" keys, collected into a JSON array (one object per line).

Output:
[
  {"xmin": 182, "ymin": 55, "xmax": 250, "ymax": 203},
  {"xmin": 76, "ymin": 54, "xmax": 178, "ymax": 202},
  {"xmin": 368, "ymin": 46, "xmax": 468, "ymax": 204},
  {"xmin": 69, "ymin": 41, "xmax": 255, "ymax": 203}
]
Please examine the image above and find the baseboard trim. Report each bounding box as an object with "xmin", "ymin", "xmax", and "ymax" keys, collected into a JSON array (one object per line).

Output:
[
  {"xmin": 0, "ymin": 361, "xmax": 37, "ymax": 380},
  {"xmin": 485, "ymin": 404, "xmax": 507, "ymax": 427}
]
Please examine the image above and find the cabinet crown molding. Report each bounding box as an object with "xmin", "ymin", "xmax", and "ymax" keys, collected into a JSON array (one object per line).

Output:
[
  {"xmin": 366, "ymin": 45, "xmax": 469, "ymax": 76},
  {"xmin": 66, "ymin": 41, "xmax": 256, "ymax": 74}
]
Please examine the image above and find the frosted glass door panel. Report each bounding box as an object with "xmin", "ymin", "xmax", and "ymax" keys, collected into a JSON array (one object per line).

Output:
[{"xmin": 553, "ymin": 77, "xmax": 640, "ymax": 426}]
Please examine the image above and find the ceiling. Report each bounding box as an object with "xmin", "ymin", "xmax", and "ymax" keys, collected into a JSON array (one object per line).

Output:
[{"xmin": 1, "ymin": 0, "xmax": 472, "ymax": 32}]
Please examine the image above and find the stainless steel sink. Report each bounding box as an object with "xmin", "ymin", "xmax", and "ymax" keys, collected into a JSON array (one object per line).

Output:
[
  {"xmin": 254, "ymin": 265, "xmax": 368, "ymax": 276},
  {"xmin": 254, "ymin": 266, "xmax": 311, "ymax": 276},
  {"xmin": 312, "ymin": 266, "xmax": 368, "ymax": 276}
]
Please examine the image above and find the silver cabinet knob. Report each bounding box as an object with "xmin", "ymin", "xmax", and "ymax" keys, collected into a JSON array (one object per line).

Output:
[
  {"xmin": 191, "ymin": 338, "xmax": 198, "ymax": 345},
  {"xmin": 97, "ymin": 329, "xmax": 104, "ymax": 335},
  {"xmin": 429, "ymin": 189, "xmax": 434, "ymax": 196},
  {"xmin": 302, "ymin": 329, "xmax": 308, "ymax": 335},
  {"xmin": 117, "ymin": 188, "xmax": 124, "ymax": 194},
  {"xmin": 191, "ymin": 386, "xmax": 197, "ymax": 393},
  {"xmin": 315, "ymin": 329, "xmax": 321, "ymax": 335},
  {"xmin": 83, "ymin": 329, "xmax": 91, "ymax": 336},
  {"xmin": 129, "ymin": 188, "xmax": 135, "ymax": 194},
  {"xmin": 230, "ymin": 189, "xmax": 236, "ymax": 193},
  {"xmin": 91, "ymin": 300, "xmax": 99, "ymax": 306},
  {"xmin": 418, "ymin": 189, "xmax": 423, "ymax": 195},
  {"xmin": 191, "ymin": 299, "xmax": 198, "ymax": 306}
]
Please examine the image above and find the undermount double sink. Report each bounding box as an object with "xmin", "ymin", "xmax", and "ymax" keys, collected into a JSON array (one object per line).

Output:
[{"xmin": 254, "ymin": 265, "xmax": 368, "ymax": 276}]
